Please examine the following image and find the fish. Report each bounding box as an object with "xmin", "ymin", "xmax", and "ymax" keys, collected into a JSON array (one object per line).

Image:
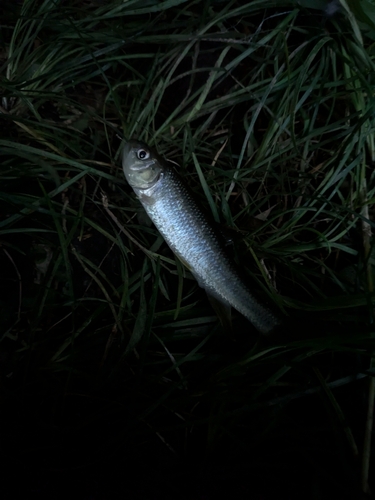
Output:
[{"xmin": 122, "ymin": 139, "xmax": 281, "ymax": 334}]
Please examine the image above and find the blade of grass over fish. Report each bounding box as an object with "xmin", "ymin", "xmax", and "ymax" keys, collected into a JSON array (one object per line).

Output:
[
  {"xmin": 101, "ymin": 193, "xmax": 178, "ymax": 262},
  {"xmin": 192, "ymin": 152, "xmax": 219, "ymax": 223}
]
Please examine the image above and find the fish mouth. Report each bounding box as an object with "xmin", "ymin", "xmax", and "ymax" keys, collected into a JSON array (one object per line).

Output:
[{"xmin": 130, "ymin": 160, "xmax": 156, "ymax": 171}]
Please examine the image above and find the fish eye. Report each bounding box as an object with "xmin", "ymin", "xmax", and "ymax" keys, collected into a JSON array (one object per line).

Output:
[{"xmin": 137, "ymin": 149, "xmax": 150, "ymax": 160}]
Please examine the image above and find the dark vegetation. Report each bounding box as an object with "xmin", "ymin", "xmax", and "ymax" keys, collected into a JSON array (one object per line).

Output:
[{"xmin": 1, "ymin": 0, "xmax": 375, "ymax": 498}]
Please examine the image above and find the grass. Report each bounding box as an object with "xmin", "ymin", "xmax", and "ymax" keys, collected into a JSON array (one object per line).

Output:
[{"xmin": 1, "ymin": 0, "xmax": 375, "ymax": 497}]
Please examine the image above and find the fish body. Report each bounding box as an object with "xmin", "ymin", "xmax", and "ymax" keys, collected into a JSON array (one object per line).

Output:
[{"xmin": 122, "ymin": 140, "xmax": 280, "ymax": 334}]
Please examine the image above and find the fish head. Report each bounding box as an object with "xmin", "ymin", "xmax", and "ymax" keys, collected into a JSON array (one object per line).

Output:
[{"xmin": 122, "ymin": 140, "xmax": 163, "ymax": 190}]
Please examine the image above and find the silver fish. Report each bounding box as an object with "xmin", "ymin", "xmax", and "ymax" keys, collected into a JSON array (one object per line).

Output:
[{"xmin": 122, "ymin": 139, "xmax": 280, "ymax": 334}]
